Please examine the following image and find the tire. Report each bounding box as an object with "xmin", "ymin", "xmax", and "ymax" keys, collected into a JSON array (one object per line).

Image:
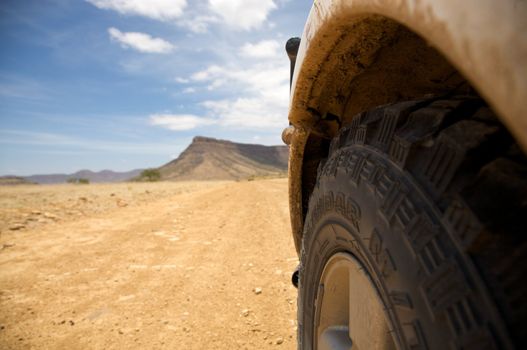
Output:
[{"xmin": 298, "ymin": 97, "xmax": 527, "ymax": 349}]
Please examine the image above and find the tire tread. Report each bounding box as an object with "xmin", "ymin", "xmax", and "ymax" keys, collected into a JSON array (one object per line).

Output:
[{"xmin": 299, "ymin": 96, "xmax": 525, "ymax": 349}]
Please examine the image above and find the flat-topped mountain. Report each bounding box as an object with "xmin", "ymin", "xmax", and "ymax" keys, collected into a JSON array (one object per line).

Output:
[{"xmin": 158, "ymin": 136, "xmax": 288, "ymax": 181}]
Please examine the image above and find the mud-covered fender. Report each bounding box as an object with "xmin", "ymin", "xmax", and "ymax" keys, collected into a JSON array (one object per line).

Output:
[{"xmin": 287, "ymin": 0, "xmax": 527, "ymax": 255}]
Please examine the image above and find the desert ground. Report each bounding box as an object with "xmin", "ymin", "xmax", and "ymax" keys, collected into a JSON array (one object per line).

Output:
[{"xmin": 0, "ymin": 179, "xmax": 298, "ymax": 349}]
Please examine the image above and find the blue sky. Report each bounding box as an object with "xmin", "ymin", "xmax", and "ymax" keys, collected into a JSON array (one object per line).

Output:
[{"xmin": 0, "ymin": 0, "xmax": 312, "ymax": 175}]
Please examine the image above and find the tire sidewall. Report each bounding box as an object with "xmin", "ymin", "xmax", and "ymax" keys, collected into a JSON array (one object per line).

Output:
[{"xmin": 298, "ymin": 145, "xmax": 454, "ymax": 350}]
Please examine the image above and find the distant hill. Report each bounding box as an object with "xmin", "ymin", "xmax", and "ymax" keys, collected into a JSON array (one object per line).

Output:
[
  {"xmin": 10, "ymin": 137, "xmax": 288, "ymax": 184},
  {"xmin": 156, "ymin": 136, "xmax": 288, "ymax": 181},
  {"xmin": 24, "ymin": 169, "xmax": 143, "ymax": 184},
  {"xmin": 0, "ymin": 176, "xmax": 36, "ymax": 186}
]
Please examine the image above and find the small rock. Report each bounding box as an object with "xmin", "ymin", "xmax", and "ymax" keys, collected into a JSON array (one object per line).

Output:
[
  {"xmin": 69, "ymin": 320, "xmax": 75, "ymax": 326},
  {"xmin": 116, "ymin": 199, "xmax": 128, "ymax": 207},
  {"xmin": 241, "ymin": 309, "xmax": 250, "ymax": 317},
  {"xmin": 43, "ymin": 212, "xmax": 58, "ymax": 220},
  {"xmin": 275, "ymin": 337, "xmax": 284, "ymax": 345},
  {"xmin": 9, "ymin": 223, "xmax": 25, "ymax": 231},
  {"xmin": 253, "ymin": 287, "xmax": 262, "ymax": 295},
  {"xmin": 79, "ymin": 197, "xmax": 88, "ymax": 202},
  {"xmin": 31, "ymin": 210, "xmax": 42, "ymax": 215},
  {"xmin": 110, "ymin": 193, "xmax": 116, "ymax": 197}
]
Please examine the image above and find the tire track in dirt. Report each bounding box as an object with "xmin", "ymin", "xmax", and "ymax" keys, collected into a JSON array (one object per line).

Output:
[{"xmin": 0, "ymin": 179, "xmax": 298, "ymax": 349}]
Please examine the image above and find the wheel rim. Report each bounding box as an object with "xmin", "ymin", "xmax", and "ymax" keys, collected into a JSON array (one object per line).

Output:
[{"xmin": 314, "ymin": 252, "xmax": 397, "ymax": 350}]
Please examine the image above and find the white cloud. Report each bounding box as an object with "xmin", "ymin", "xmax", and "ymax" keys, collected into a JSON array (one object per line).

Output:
[
  {"xmin": 175, "ymin": 77, "xmax": 189, "ymax": 84},
  {"xmin": 150, "ymin": 94, "xmax": 286, "ymax": 130},
  {"xmin": 182, "ymin": 87, "xmax": 196, "ymax": 93},
  {"xmin": 206, "ymin": 79, "xmax": 226, "ymax": 91},
  {"xmin": 191, "ymin": 65, "xmax": 223, "ymax": 81},
  {"xmin": 149, "ymin": 114, "xmax": 216, "ymax": 130},
  {"xmin": 88, "ymin": 0, "xmax": 277, "ymax": 32},
  {"xmin": 178, "ymin": 15, "xmax": 219, "ymax": 33},
  {"xmin": 191, "ymin": 63, "xmax": 289, "ymax": 102},
  {"xmin": 239, "ymin": 40, "xmax": 281, "ymax": 58},
  {"xmin": 208, "ymin": 0, "xmax": 277, "ymax": 30},
  {"xmin": 189, "ymin": 61, "xmax": 289, "ymax": 129},
  {"xmin": 86, "ymin": 0, "xmax": 187, "ymax": 21},
  {"xmin": 108, "ymin": 27, "xmax": 175, "ymax": 54},
  {"xmin": 203, "ymin": 97, "xmax": 285, "ymax": 129},
  {"xmin": 153, "ymin": 38, "xmax": 290, "ymax": 132}
]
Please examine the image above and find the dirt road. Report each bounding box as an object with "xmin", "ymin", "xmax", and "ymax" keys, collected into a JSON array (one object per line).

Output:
[{"xmin": 0, "ymin": 179, "xmax": 298, "ymax": 349}]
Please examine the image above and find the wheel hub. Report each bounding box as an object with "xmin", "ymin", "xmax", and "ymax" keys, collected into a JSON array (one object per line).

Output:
[{"xmin": 315, "ymin": 252, "xmax": 396, "ymax": 350}]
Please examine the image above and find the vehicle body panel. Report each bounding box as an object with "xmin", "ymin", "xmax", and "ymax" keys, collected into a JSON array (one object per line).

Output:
[{"xmin": 287, "ymin": 0, "xmax": 527, "ymax": 254}]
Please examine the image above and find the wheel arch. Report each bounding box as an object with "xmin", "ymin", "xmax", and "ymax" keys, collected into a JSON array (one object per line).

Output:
[{"xmin": 287, "ymin": 0, "xmax": 527, "ymax": 255}]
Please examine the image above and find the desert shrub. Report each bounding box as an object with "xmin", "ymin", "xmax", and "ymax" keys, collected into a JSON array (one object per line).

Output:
[
  {"xmin": 140, "ymin": 168, "xmax": 161, "ymax": 182},
  {"xmin": 67, "ymin": 178, "xmax": 90, "ymax": 184}
]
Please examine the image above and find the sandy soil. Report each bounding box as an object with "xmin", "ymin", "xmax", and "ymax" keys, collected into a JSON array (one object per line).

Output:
[{"xmin": 0, "ymin": 179, "xmax": 298, "ymax": 349}]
